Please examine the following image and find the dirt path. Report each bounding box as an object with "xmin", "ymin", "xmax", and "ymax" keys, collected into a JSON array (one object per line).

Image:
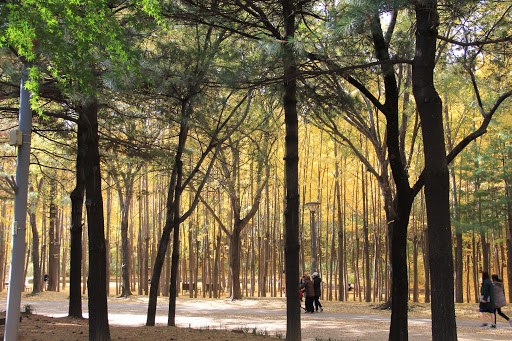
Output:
[{"xmin": 5, "ymin": 296, "xmax": 511, "ymax": 341}]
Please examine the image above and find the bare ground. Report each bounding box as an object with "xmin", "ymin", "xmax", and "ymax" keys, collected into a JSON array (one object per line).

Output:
[{"xmin": 1, "ymin": 290, "xmax": 512, "ymax": 340}]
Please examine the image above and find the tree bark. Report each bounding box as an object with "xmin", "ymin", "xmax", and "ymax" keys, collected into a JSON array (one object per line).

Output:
[
  {"xmin": 69, "ymin": 107, "xmax": 86, "ymax": 318},
  {"xmin": 282, "ymin": 1, "xmax": 301, "ymax": 339},
  {"xmin": 146, "ymin": 104, "xmax": 188, "ymax": 326},
  {"xmin": 83, "ymin": 99, "xmax": 111, "ymax": 341},
  {"xmin": 29, "ymin": 181, "xmax": 43, "ymax": 294},
  {"xmin": 505, "ymin": 176, "xmax": 512, "ymax": 301},
  {"xmin": 168, "ymin": 156, "xmax": 183, "ymax": 326},
  {"xmin": 413, "ymin": 1, "xmax": 457, "ymax": 339},
  {"xmin": 48, "ymin": 180, "xmax": 59, "ymax": 291},
  {"xmin": 29, "ymin": 209, "xmax": 42, "ymax": 294},
  {"xmin": 118, "ymin": 183, "xmax": 134, "ymax": 297},
  {"xmin": 0, "ymin": 202, "xmax": 6, "ymax": 292}
]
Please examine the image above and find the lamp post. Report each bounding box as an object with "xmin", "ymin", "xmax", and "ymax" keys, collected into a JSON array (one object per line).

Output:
[{"xmin": 305, "ymin": 201, "xmax": 320, "ymax": 273}]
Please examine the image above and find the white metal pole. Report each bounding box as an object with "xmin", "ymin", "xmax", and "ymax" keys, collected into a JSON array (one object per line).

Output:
[{"xmin": 4, "ymin": 63, "xmax": 32, "ymax": 341}]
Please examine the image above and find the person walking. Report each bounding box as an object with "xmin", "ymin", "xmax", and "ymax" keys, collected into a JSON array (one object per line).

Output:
[
  {"xmin": 299, "ymin": 274, "xmax": 315, "ymax": 313},
  {"xmin": 312, "ymin": 272, "xmax": 323, "ymax": 312},
  {"xmin": 492, "ymin": 274, "xmax": 512, "ymax": 327},
  {"xmin": 479, "ymin": 271, "xmax": 496, "ymax": 328}
]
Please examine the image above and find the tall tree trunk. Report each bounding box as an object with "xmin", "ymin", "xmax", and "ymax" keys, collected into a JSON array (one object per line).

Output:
[
  {"xmin": 41, "ymin": 201, "xmax": 47, "ymax": 291},
  {"xmin": 168, "ymin": 155, "xmax": 183, "ymax": 326},
  {"xmin": 29, "ymin": 181, "xmax": 43, "ymax": 294},
  {"xmin": 30, "ymin": 210, "xmax": 42, "ymax": 294},
  {"xmin": 48, "ymin": 181, "xmax": 59, "ymax": 291},
  {"xmin": 118, "ymin": 185, "xmax": 134, "ymax": 297},
  {"xmin": 61, "ymin": 240, "xmax": 67, "ymax": 291},
  {"xmin": 335, "ymin": 147, "xmax": 345, "ymax": 301},
  {"xmin": 82, "ymin": 222, "xmax": 87, "ymax": 295},
  {"xmin": 105, "ymin": 177, "xmax": 111, "ymax": 296},
  {"xmin": 413, "ymin": 1, "xmax": 457, "ymax": 339},
  {"xmin": 505, "ymin": 175, "xmax": 512, "ymax": 302},
  {"xmin": 146, "ymin": 105, "xmax": 188, "ymax": 326},
  {"xmin": 213, "ymin": 233, "xmax": 220, "ymax": 298},
  {"xmin": 0, "ymin": 202, "xmax": 6, "ymax": 292},
  {"xmin": 83, "ymin": 99, "xmax": 111, "ymax": 341},
  {"xmin": 444, "ymin": 95, "xmax": 463, "ymax": 304},
  {"xmin": 412, "ymin": 232, "xmax": 419, "ymax": 303},
  {"xmin": 144, "ymin": 171, "xmax": 150, "ymax": 295},
  {"xmin": 362, "ymin": 169, "xmax": 371, "ymax": 302},
  {"xmin": 282, "ymin": 1, "xmax": 301, "ymax": 339},
  {"xmin": 138, "ymin": 187, "xmax": 144, "ymax": 296}
]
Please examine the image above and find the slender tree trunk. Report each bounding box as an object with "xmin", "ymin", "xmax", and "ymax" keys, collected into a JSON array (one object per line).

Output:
[
  {"xmin": 144, "ymin": 171, "xmax": 150, "ymax": 295},
  {"xmin": 138, "ymin": 189, "xmax": 143, "ymax": 296},
  {"xmin": 61, "ymin": 240, "xmax": 67, "ymax": 290},
  {"xmin": 30, "ymin": 210, "xmax": 42, "ymax": 294},
  {"xmin": 168, "ymin": 155, "xmax": 183, "ymax": 326},
  {"xmin": 29, "ymin": 181, "xmax": 43, "ymax": 294},
  {"xmin": 335, "ymin": 147, "xmax": 345, "ymax": 301},
  {"xmin": 146, "ymin": 103, "xmax": 189, "ymax": 326},
  {"xmin": 119, "ymin": 188, "xmax": 133, "ymax": 297},
  {"xmin": 105, "ymin": 177, "xmax": 111, "ymax": 296},
  {"xmin": 82, "ymin": 223, "xmax": 87, "ymax": 295},
  {"xmin": 362, "ymin": 169, "xmax": 371, "ymax": 302},
  {"xmin": 42, "ymin": 202, "xmax": 47, "ymax": 291},
  {"xmin": 444, "ymin": 95, "xmax": 463, "ymax": 304},
  {"xmin": 188, "ymin": 217, "xmax": 194, "ymax": 298},
  {"xmin": 0, "ymin": 202, "xmax": 6, "ymax": 292},
  {"xmin": 505, "ymin": 176, "xmax": 512, "ymax": 301},
  {"xmin": 412, "ymin": 232, "xmax": 418, "ymax": 303},
  {"xmin": 213, "ymin": 233, "xmax": 220, "ymax": 298},
  {"xmin": 48, "ymin": 181, "xmax": 59, "ymax": 291}
]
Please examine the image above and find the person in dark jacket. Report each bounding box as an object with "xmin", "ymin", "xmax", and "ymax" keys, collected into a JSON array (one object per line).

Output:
[
  {"xmin": 492, "ymin": 274, "xmax": 512, "ymax": 327},
  {"xmin": 479, "ymin": 271, "xmax": 495, "ymax": 328},
  {"xmin": 299, "ymin": 275, "xmax": 315, "ymax": 313},
  {"xmin": 312, "ymin": 272, "xmax": 323, "ymax": 312}
]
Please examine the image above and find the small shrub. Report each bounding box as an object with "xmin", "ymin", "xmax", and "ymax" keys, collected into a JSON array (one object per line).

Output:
[{"xmin": 23, "ymin": 304, "xmax": 33, "ymax": 314}]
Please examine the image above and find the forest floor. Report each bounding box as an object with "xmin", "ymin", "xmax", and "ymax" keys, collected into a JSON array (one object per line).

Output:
[{"xmin": 1, "ymin": 290, "xmax": 512, "ymax": 340}]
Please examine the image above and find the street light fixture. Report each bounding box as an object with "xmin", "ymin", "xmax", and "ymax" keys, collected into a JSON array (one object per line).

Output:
[{"xmin": 305, "ymin": 201, "xmax": 320, "ymax": 273}]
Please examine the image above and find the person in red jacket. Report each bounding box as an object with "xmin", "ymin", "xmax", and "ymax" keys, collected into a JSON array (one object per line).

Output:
[{"xmin": 299, "ymin": 275, "xmax": 315, "ymax": 313}]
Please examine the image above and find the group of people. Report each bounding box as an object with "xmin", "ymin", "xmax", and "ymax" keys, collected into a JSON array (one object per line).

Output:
[
  {"xmin": 479, "ymin": 271, "xmax": 512, "ymax": 328},
  {"xmin": 299, "ymin": 272, "xmax": 323, "ymax": 313}
]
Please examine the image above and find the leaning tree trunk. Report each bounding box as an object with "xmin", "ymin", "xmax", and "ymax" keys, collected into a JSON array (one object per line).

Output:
[
  {"xmin": 83, "ymin": 99, "xmax": 111, "ymax": 341},
  {"xmin": 413, "ymin": 1, "xmax": 457, "ymax": 340},
  {"xmin": 146, "ymin": 108, "xmax": 189, "ymax": 326}
]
